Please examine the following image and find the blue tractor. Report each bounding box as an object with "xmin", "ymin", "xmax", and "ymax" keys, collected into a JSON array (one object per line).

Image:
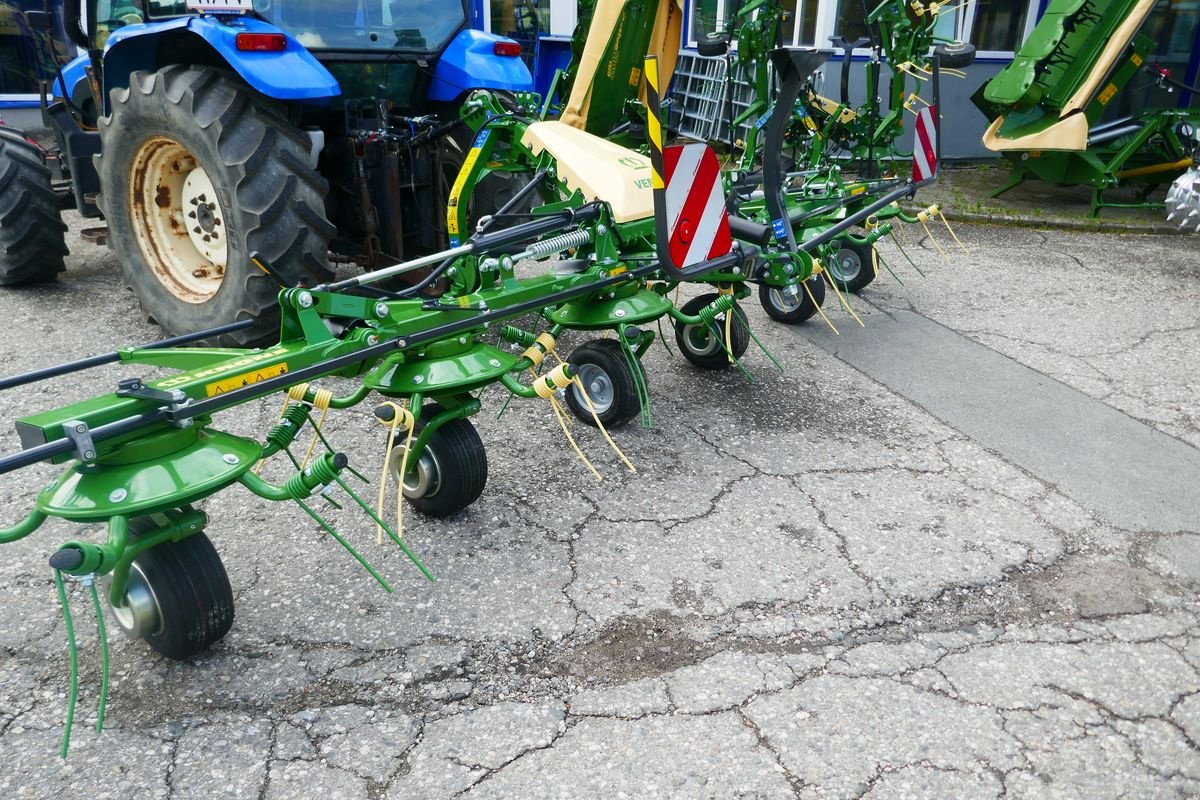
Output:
[{"xmin": 0, "ymin": 0, "xmax": 531, "ymax": 343}]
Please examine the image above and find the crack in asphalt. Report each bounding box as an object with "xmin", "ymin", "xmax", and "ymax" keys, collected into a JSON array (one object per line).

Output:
[{"xmin": 451, "ymin": 710, "xmax": 570, "ymax": 797}]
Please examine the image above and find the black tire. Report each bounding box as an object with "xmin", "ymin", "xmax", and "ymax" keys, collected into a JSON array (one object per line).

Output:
[
  {"xmin": 673, "ymin": 293, "xmax": 750, "ymax": 370},
  {"xmin": 96, "ymin": 66, "xmax": 335, "ymax": 346},
  {"xmin": 824, "ymin": 238, "xmax": 877, "ymax": 293},
  {"xmin": 564, "ymin": 338, "xmax": 645, "ymax": 427},
  {"xmin": 0, "ymin": 129, "xmax": 67, "ymax": 285},
  {"xmin": 109, "ymin": 519, "xmax": 234, "ymax": 660},
  {"xmin": 388, "ymin": 403, "xmax": 488, "ymax": 517},
  {"xmin": 759, "ymin": 275, "xmax": 826, "ymax": 324},
  {"xmin": 697, "ymin": 33, "xmax": 730, "ymax": 57}
]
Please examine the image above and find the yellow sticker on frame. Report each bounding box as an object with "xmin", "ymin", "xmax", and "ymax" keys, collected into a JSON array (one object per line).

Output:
[{"xmin": 205, "ymin": 363, "xmax": 288, "ymax": 396}]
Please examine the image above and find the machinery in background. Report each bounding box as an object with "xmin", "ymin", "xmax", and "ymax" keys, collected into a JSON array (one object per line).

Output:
[{"xmin": 973, "ymin": 0, "xmax": 1200, "ymax": 217}]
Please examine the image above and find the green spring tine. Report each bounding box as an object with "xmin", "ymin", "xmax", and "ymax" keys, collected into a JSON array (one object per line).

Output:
[
  {"xmin": 875, "ymin": 251, "xmax": 905, "ymax": 285},
  {"xmin": 310, "ymin": 422, "xmax": 341, "ymax": 459},
  {"xmin": 656, "ymin": 317, "xmax": 675, "ymax": 358},
  {"xmin": 890, "ymin": 231, "xmax": 926, "ymax": 277},
  {"xmin": 733, "ymin": 305, "xmax": 785, "ymax": 374},
  {"xmin": 620, "ymin": 340, "xmax": 652, "ymax": 428},
  {"xmin": 292, "ymin": 497, "xmax": 393, "ymax": 593},
  {"xmin": 832, "ymin": 255, "xmax": 852, "ymax": 296},
  {"xmin": 283, "ymin": 447, "xmax": 303, "ymax": 471},
  {"xmin": 711, "ymin": 320, "xmax": 755, "ymax": 382},
  {"xmin": 496, "ymin": 390, "xmax": 515, "ymax": 419},
  {"xmin": 53, "ymin": 570, "xmax": 77, "ymax": 759},
  {"xmin": 343, "ymin": 461, "xmax": 370, "ymax": 484},
  {"xmin": 331, "ymin": 475, "xmax": 436, "ymax": 583},
  {"xmin": 87, "ymin": 579, "xmax": 109, "ymax": 734}
]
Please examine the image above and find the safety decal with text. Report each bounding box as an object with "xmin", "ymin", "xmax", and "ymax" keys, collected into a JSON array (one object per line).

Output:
[{"xmin": 205, "ymin": 363, "xmax": 289, "ymax": 396}]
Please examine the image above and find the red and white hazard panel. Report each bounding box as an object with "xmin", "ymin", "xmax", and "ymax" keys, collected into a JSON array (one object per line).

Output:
[
  {"xmin": 912, "ymin": 105, "xmax": 938, "ymax": 182},
  {"xmin": 663, "ymin": 144, "xmax": 732, "ymax": 268}
]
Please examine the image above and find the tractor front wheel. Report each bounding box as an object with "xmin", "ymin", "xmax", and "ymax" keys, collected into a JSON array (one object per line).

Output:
[{"xmin": 96, "ymin": 66, "xmax": 335, "ymax": 345}]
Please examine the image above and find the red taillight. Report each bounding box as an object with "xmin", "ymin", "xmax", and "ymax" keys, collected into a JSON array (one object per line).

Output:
[
  {"xmin": 493, "ymin": 41, "xmax": 522, "ymax": 57},
  {"xmin": 236, "ymin": 33, "xmax": 287, "ymax": 52}
]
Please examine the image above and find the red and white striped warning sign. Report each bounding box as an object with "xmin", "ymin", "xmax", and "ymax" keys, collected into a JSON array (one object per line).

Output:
[
  {"xmin": 663, "ymin": 144, "xmax": 732, "ymax": 268},
  {"xmin": 912, "ymin": 105, "xmax": 938, "ymax": 182}
]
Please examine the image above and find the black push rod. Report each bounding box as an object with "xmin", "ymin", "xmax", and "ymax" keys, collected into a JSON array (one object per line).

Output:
[
  {"xmin": 0, "ymin": 410, "xmax": 166, "ymax": 474},
  {"xmin": 0, "ymin": 319, "xmax": 256, "ymax": 391},
  {"xmin": 799, "ymin": 182, "xmax": 915, "ymax": 251}
]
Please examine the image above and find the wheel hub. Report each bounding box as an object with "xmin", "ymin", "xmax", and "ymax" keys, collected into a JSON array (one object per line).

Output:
[
  {"xmin": 768, "ymin": 286, "xmax": 803, "ymax": 313},
  {"xmin": 389, "ymin": 444, "xmax": 442, "ymax": 500},
  {"xmin": 129, "ymin": 136, "xmax": 230, "ymax": 304},
  {"xmin": 830, "ymin": 247, "xmax": 862, "ymax": 282},
  {"xmin": 104, "ymin": 563, "xmax": 163, "ymax": 640},
  {"xmin": 683, "ymin": 320, "xmax": 723, "ymax": 357},
  {"xmin": 573, "ymin": 363, "xmax": 614, "ymax": 414}
]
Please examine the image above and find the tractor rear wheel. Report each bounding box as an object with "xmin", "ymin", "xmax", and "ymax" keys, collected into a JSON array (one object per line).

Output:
[
  {"xmin": 96, "ymin": 66, "xmax": 335, "ymax": 346},
  {"xmin": 0, "ymin": 128, "xmax": 67, "ymax": 285}
]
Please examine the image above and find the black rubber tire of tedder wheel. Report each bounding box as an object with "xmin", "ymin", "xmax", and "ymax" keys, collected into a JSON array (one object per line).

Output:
[
  {"xmin": 0, "ymin": 128, "xmax": 67, "ymax": 286},
  {"xmin": 96, "ymin": 65, "xmax": 335, "ymax": 346},
  {"xmin": 388, "ymin": 403, "xmax": 489, "ymax": 518},
  {"xmin": 125, "ymin": 519, "xmax": 235, "ymax": 660},
  {"xmin": 759, "ymin": 275, "xmax": 826, "ymax": 324},
  {"xmin": 564, "ymin": 338, "xmax": 646, "ymax": 427},
  {"xmin": 824, "ymin": 237, "xmax": 877, "ymax": 294},
  {"xmin": 673, "ymin": 292, "xmax": 751, "ymax": 369}
]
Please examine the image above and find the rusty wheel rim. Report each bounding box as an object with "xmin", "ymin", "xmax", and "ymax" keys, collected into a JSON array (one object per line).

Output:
[{"xmin": 129, "ymin": 136, "xmax": 229, "ymax": 304}]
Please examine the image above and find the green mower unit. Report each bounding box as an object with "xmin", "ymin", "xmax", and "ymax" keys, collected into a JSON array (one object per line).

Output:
[{"xmin": 973, "ymin": 0, "xmax": 1200, "ymax": 216}]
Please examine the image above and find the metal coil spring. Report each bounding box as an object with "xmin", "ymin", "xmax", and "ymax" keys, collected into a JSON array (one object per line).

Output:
[
  {"xmin": 265, "ymin": 404, "xmax": 310, "ymax": 450},
  {"xmin": 696, "ymin": 294, "xmax": 736, "ymax": 327},
  {"xmin": 525, "ymin": 228, "xmax": 592, "ymax": 259},
  {"xmin": 284, "ymin": 453, "xmax": 341, "ymax": 499},
  {"xmin": 500, "ymin": 325, "xmax": 538, "ymax": 346}
]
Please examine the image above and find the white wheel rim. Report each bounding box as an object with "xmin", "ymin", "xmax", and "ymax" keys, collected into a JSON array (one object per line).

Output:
[
  {"xmin": 769, "ymin": 285, "xmax": 803, "ymax": 313},
  {"xmin": 683, "ymin": 319, "xmax": 724, "ymax": 357},
  {"xmin": 129, "ymin": 136, "xmax": 230, "ymax": 304},
  {"xmin": 389, "ymin": 444, "xmax": 442, "ymax": 500},
  {"xmin": 830, "ymin": 247, "xmax": 862, "ymax": 282},
  {"xmin": 105, "ymin": 563, "xmax": 164, "ymax": 640}
]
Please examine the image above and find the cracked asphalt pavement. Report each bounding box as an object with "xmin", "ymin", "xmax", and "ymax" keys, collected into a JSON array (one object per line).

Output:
[{"xmin": 0, "ymin": 216, "xmax": 1197, "ymax": 798}]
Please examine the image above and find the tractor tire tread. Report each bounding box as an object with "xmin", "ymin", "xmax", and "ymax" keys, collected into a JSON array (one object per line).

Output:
[
  {"xmin": 0, "ymin": 131, "xmax": 67, "ymax": 286},
  {"xmin": 97, "ymin": 65, "xmax": 334, "ymax": 346}
]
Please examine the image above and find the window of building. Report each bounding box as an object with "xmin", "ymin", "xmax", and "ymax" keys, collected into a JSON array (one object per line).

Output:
[
  {"xmin": 690, "ymin": 0, "xmax": 813, "ymax": 48},
  {"xmin": 785, "ymin": 0, "xmax": 819, "ymax": 46},
  {"xmin": 690, "ymin": 0, "xmax": 728, "ymax": 44},
  {"xmin": 832, "ymin": 0, "xmax": 961, "ymax": 49},
  {"xmin": 970, "ymin": 0, "xmax": 1031, "ymax": 52},
  {"xmin": 831, "ymin": 0, "xmax": 869, "ymax": 42}
]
